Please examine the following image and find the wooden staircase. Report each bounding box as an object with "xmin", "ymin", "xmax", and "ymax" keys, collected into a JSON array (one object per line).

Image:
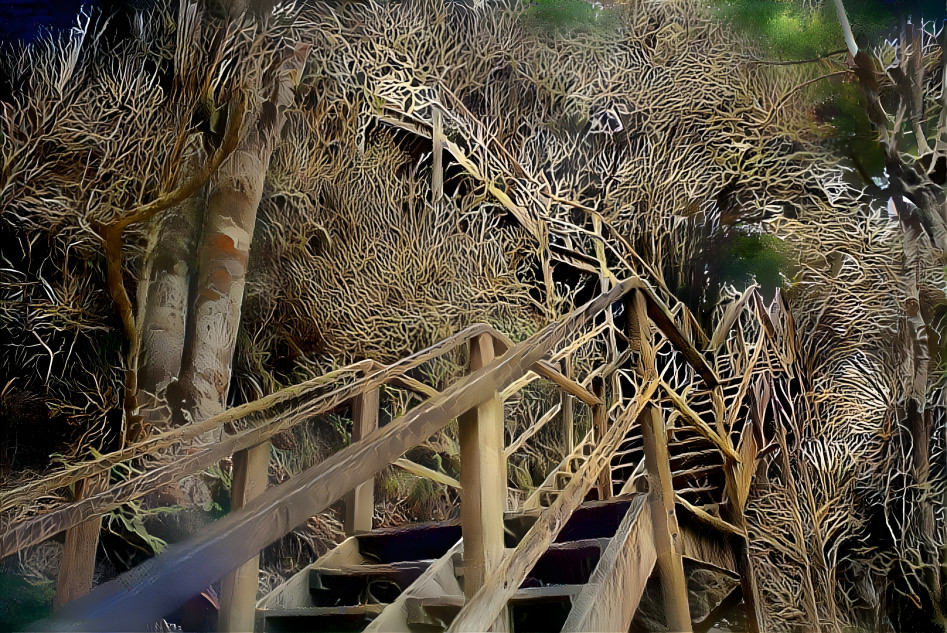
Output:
[
  {"xmin": 12, "ymin": 278, "xmax": 787, "ymax": 633},
  {"xmin": 256, "ymin": 496, "xmax": 649, "ymax": 633}
]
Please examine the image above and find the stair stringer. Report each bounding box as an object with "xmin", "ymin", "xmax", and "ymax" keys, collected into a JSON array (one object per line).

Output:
[
  {"xmin": 364, "ymin": 539, "xmax": 465, "ymax": 632},
  {"xmin": 561, "ymin": 494, "xmax": 654, "ymax": 632}
]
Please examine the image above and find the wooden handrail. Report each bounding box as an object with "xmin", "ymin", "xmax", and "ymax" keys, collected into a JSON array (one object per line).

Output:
[
  {"xmin": 1, "ymin": 324, "xmax": 497, "ymax": 520},
  {"xmin": 0, "ymin": 325, "xmax": 493, "ymax": 557},
  {"xmin": 446, "ymin": 378, "xmax": 659, "ymax": 633}
]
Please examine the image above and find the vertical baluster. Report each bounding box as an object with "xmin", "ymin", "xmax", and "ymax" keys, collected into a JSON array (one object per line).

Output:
[
  {"xmin": 54, "ymin": 473, "xmax": 107, "ymax": 610},
  {"xmin": 218, "ymin": 441, "xmax": 271, "ymax": 633},
  {"xmin": 592, "ymin": 377, "xmax": 612, "ymax": 500},
  {"xmin": 459, "ymin": 333, "xmax": 509, "ymax": 631},
  {"xmin": 630, "ymin": 291, "xmax": 692, "ymax": 633},
  {"xmin": 344, "ymin": 387, "xmax": 380, "ymax": 535},
  {"xmin": 561, "ymin": 355, "xmax": 574, "ymax": 471}
]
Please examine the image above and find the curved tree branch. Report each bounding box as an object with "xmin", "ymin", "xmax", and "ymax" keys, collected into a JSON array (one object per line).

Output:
[{"xmin": 96, "ymin": 95, "xmax": 247, "ymax": 444}]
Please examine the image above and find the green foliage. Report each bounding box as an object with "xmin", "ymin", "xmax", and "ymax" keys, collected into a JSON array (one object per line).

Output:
[
  {"xmin": 714, "ymin": 0, "xmax": 845, "ymax": 58},
  {"xmin": 0, "ymin": 575, "xmax": 54, "ymax": 632},
  {"xmin": 719, "ymin": 231, "xmax": 791, "ymax": 300},
  {"xmin": 715, "ymin": 0, "xmax": 942, "ymax": 59},
  {"xmin": 522, "ymin": 0, "xmax": 618, "ymax": 36},
  {"xmin": 812, "ymin": 79, "xmax": 885, "ymax": 181}
]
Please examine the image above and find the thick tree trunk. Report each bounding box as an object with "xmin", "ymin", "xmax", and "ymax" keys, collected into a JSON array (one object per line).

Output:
[
  {"xmin": 136, "ymin": 190, "xmax": 206, "ymax": 435},
  {"xmin": 177, "ymin": 44, "xmax": 309, "ymax": 429}
]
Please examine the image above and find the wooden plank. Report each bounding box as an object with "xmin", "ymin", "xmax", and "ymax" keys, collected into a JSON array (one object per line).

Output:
[
  {"xmin": 592, "ymin": 378, "xmax": 611, "ymax": 499},
  {"xmin": 446, "ymin": 379, "xmax": 658, "ymax": 633},
  {"xmin": 345, "ymin": 388, "xmax": 379, "ymax": 535},
  {"xmin": 561, "ymin": 356, "xmax": 574, "ymax": 465},
  {"xmin": 634, "ymin": 291, "xmax": 692, "ymax": 633},
  {"xmin": 394, "ymin": 458, "xmax": 461, "ymax": 489},
  {"xmin": 561, "ymin": 495, "xmax": 655, "ymax": 632},
  {"xmin": 533, "ymin": 360, "xmax": 601, "ymax": 407},
  {"xmin": 218, "ymin": 441, "xmax": 271, "ymax": 633},
  {"xmin": 485, "ymin": 329, "xmax": 601, "ymax": 407},
  {"xmin": 660, "ymin": 379, "xmax": 740, "ymax": 463},
  {"xmin": 39, "ymin": 280, "xmax": 644, "ymax": 632},
  {"xmin": 388, "ymin": 375, "xmax": 440, "ymax": 400},
  {"xmin": 675, "ymin": 494, "xmax": 744, "ymax": 537},
  {"xmin": 432, "ymin": 108, "xmax": 444, "ymax": 202},
  {"xmin": 504, "ymin": 404, "xmax": 562, "ymax": 460},
  {"xmin": 459, "ymin": 333, "xmax": 509, "ymax": 632},
  {"xmin": 1, "ymin": 324, "xmax": 496, "ymax": 558},
  {"xmin": 53, "ymin": 474, "xmax": 107, "ymax": 609}
]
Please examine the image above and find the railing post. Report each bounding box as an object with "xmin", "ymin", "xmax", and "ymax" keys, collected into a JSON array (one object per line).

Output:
[
  {"xmin": 54, "ymin": 473, "xmax": 107, "ymax": 610},
  {"xmin": 459, "ymin": 333, "xmax": 509, "ymax": 632},
  {"xmin": 591, "ymin": 377, "xmax": 612, "ymax": 500},
  {"xmin": 630, "ymin": 291, "xmax": 692, "ymax": 633},
  {"xmin": 713, "ymin": 387, "xmax": 763, "ymax": 633},
  {"xmin": 561, "ymin": 355, "xmax": 574, "ymax": 471},
  {"xmin": 344, "ymin": 387, "xmax": 380, "ymax": 535},
  {"xmin": 218, "ymin": 441, "xmax": 270, "ymax": 633}
]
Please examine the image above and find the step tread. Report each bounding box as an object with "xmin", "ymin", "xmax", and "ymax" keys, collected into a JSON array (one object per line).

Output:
[
  {"xmin": 258, "ymin": 604, "xmax": 386, "ymax": 618},
  {"xmin": 312, "ymin": 560, "xmax": 435, "ymax": 576}
]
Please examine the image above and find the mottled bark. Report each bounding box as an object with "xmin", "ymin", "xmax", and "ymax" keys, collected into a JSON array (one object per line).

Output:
[
  {"xmin": 136, "ymin": 191, "xmax": 206, "ymax": 434},
  {"xmin": 177, "ymin": 44, "xmax": 309, "ymax": 427}
]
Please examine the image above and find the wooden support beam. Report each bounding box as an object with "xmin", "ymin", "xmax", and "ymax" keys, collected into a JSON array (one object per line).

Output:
[
  {"xmin": 561, "ymin": 355, "xmax": 575, "ymax": 465},
  {"xmin": 632, "ymin": 291, "xmax": 692, "ymax": 633},
  {"xmin": 592, "ymin": 378, "xmax": 611, "ymax": 499},
  {"xmin": 345, "ymin": 388, "xmax": 380, "ymax": 535},
  {"xmin": 561, "ymin": 495, "xmax": 655, "ymax": 632},
  {"xmin": 395, "ymin": 458, "xmax": 461, "ymax": 489},
  {"xmin": 432, "ymin": 108, "xmax": 444, "ymax": 203},
  {"xmin": 54, "ymin": 474, "xmax": 107, "ymax": 610},
  {"xmin": 485, "ymin": 330, "xmax": 602, "ymax": 408},
  {"xmin": 459, "ymin": 333, "xmax": 509, "ymax": 631},
  {"xmin": 218, "ymin": 441, "xmax": 271, "ymax": 633},
  {"xmin": 534, "ymin": 360, "xmax": 601, "ymax": 407},
  {"xmin": 660, "ymin": 379, "xmax": 741, "ymax": 463},
  {"xmin": 40, "ymin": 280, "xmax": 640, "ymax": 632},
  {"xmin": 675, "ymin": 494, "xmax": 744, "ymax": 537},
  {"xmin": 448, "ymin": 381, "xmax": 658, "ymax": 633}
]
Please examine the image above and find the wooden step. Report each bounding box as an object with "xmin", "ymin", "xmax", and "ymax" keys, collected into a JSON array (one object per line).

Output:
[
  {"xmin": 406, "ymin": 585, "xmax": 584, "ymax": 629},
  {"xmin": 257, "ymin": 604, "xmax": 384, "ymax": 632},
  {"xmin": 309, "ymin": 560, "xmax": 434, "ymax": 607}
]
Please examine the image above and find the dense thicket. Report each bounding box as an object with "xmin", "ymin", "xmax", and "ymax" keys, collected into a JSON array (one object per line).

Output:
[{"xmin": 0, "ymin": 0, "xmax": 944, "ymax": 630}]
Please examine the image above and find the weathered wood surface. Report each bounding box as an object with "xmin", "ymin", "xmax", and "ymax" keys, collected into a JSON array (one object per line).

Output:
[
  {"xmin": 218, "ymin": 441, "xmax": 271, "ymax": 633},
  {"xmin": 39, "ymin": 279, "xmax": 640, "ymax": 632},
  {"xmin": 633, "ymin": 291, "xmax": 692, "ymax": 633},
  {"xmin": 561, "ymin": 495, "xmax": 655, "ymax": 633},
  {"xmin": 345, "ymin": 388, "xmax": 380, "ymax": 535},
  {"xmin": 446, "ymin": 378, "xmax": 658, "ymax": 633},
  {"xmin": 394, "ymin": 458, "xmax": 461, "ymax": 489},
  {"xmin": 458, "ymin": 333, "xmax": 508, "ymax": 633},
  {"xmin": 53, "ymin": 474, "xmax": 107, "ymax": 610}
]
